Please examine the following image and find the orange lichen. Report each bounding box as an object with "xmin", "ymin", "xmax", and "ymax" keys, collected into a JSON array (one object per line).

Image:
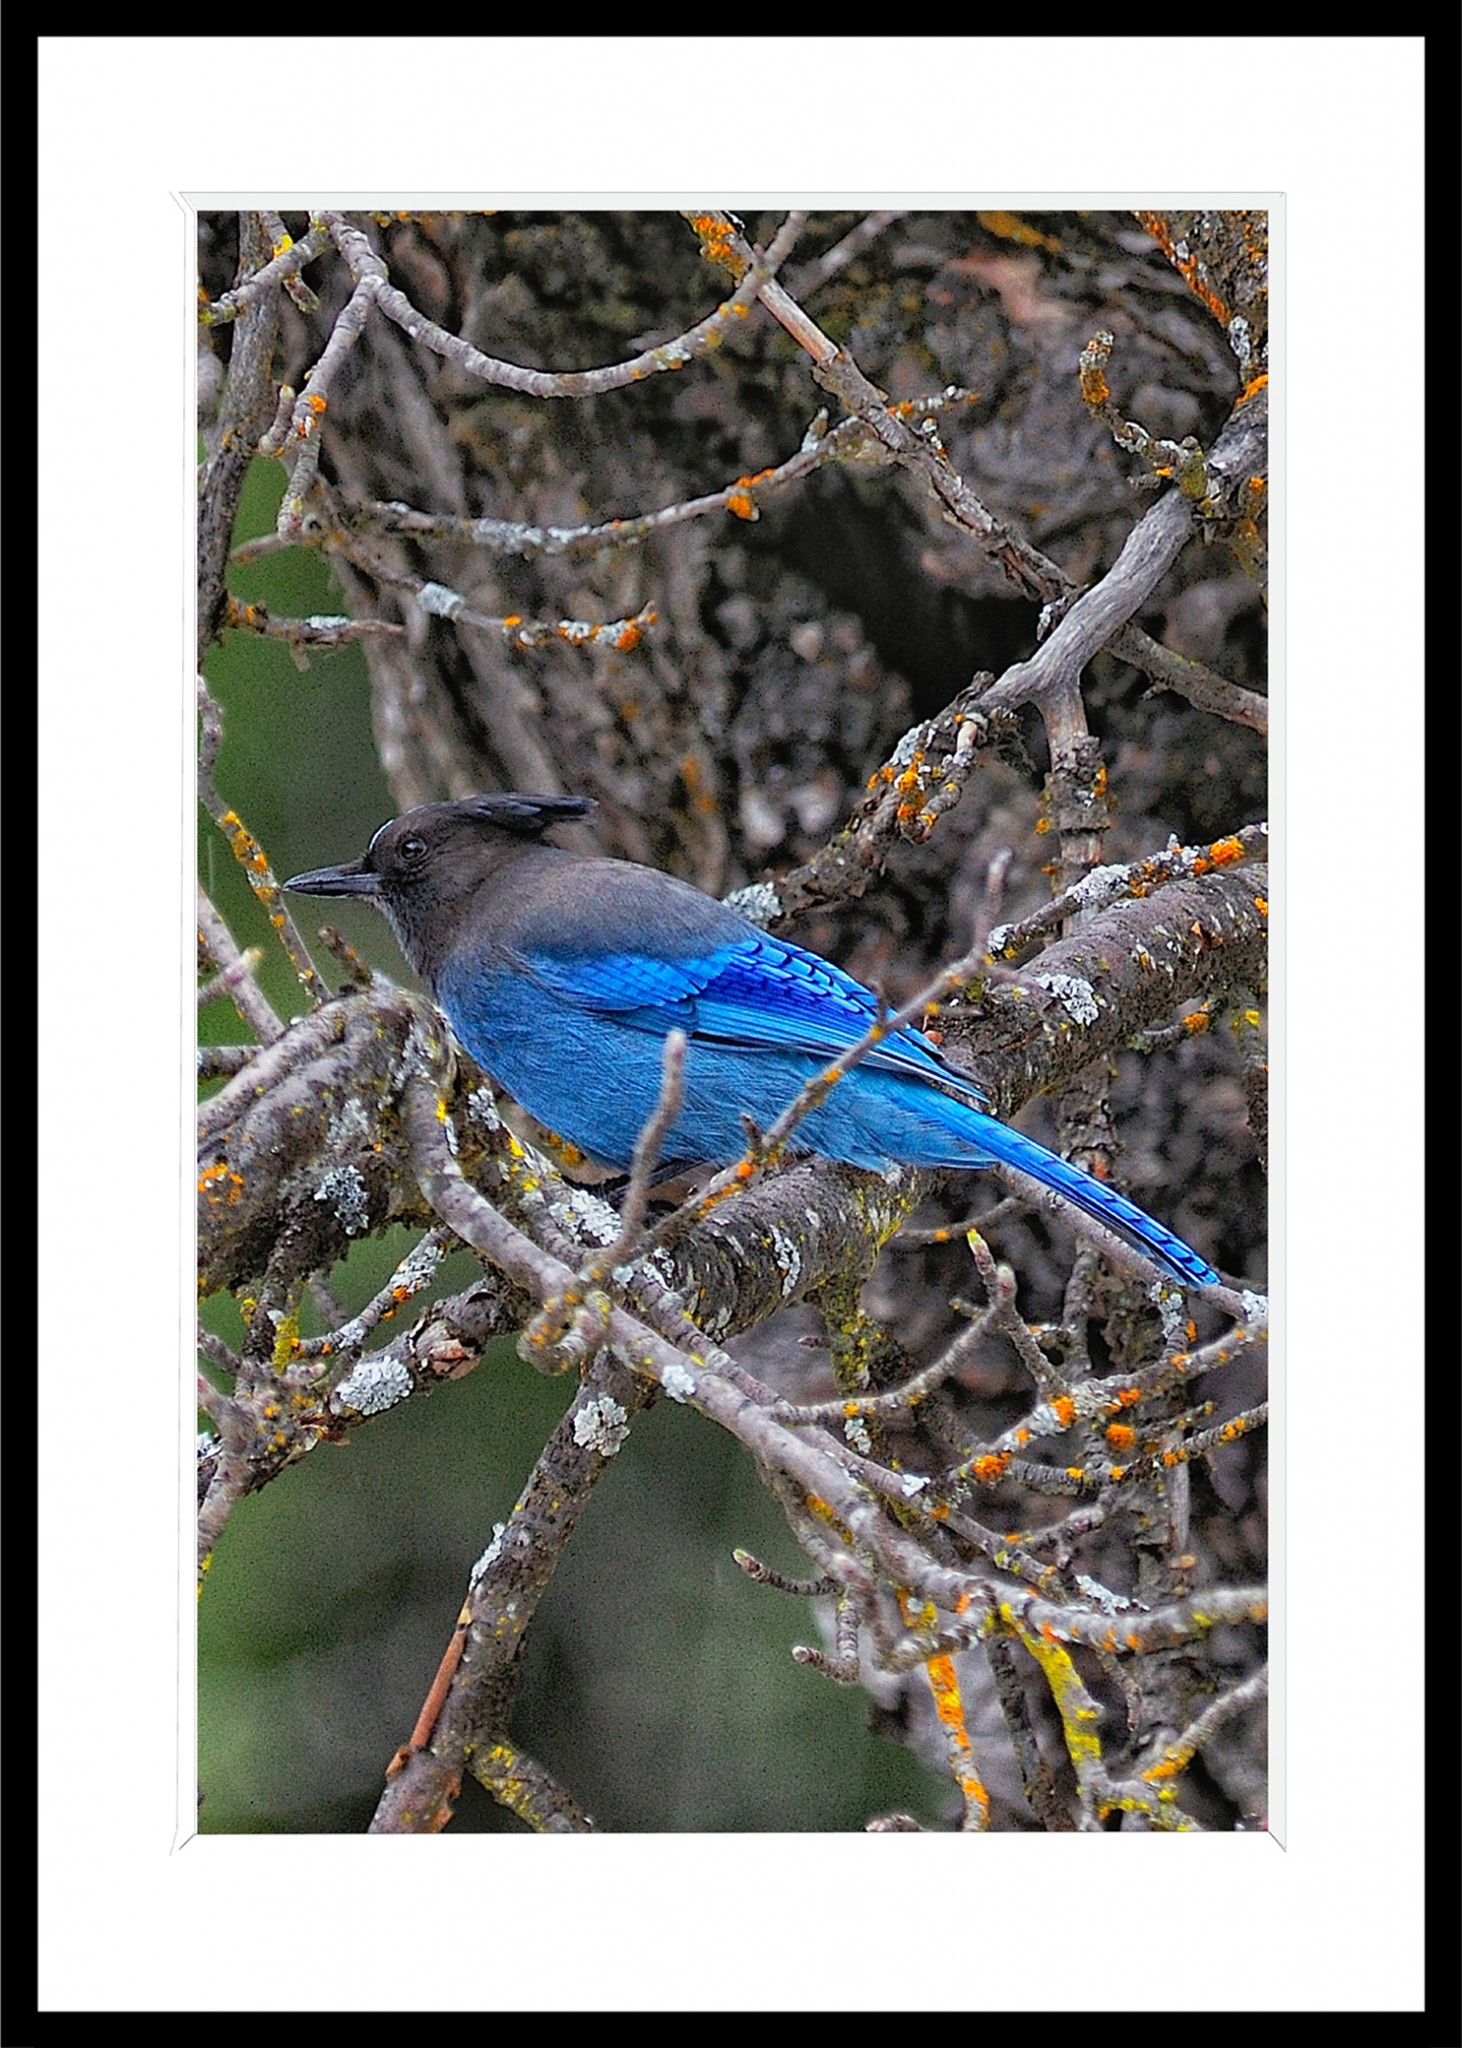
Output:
[
  {"xmin": 687, "ymin": 213, "xmax": 742, "ymax": 271},
  {"xmin": 1079, "ymin": 363, "xmax": 1110, "ymax": 407},
  {"xmin": 976, "ymin": 211, "xmax": 1061, "ymax": 253},
  {"xmin": 198, "ymin": 1161, "xmax": 244, "ymax": 1205},
  {"xmin": 677, "ymin": 754, "xmax": 718, "ymax": 815},
  {"xmin": 727, "ymin": 466, "xmax": 778, "ymax": 519}
]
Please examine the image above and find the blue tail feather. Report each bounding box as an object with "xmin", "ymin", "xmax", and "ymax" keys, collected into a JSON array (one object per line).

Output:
[
  {"xmin": 946, "ymin": 1112, "xmax": 1219, "ymax": 1290},
  {"xmin": 783, "ymin": 1067, "xmax": 1219, "ymax": 1289}
]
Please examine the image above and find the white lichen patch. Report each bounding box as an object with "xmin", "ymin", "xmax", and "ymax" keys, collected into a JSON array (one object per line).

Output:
[
  {"xmin": 471, "ymin": 1524, "xmax": 508, "ymax": 1582},
  {"xmin": 314, "ymin": 1163, "xmax": 370, "ymax": 1235},
  {"xmin": 1067, "ymin": 863, "xmax": 1131, "ymax": 910},
  {"xmin": 1152, "ymin": 1285, "xmax": 1189, "ymax": 1343},
  {"xmin": 722, "ymin": 880, "xmax": 781, "ymax": 929},
  {"xmin": 416, "ymin": 581, "xmax": 465, "ymax": 618},
  {"xmin": 769, "ymin": 1223, "xmax": 803, "ymax": 1296},
  {"xmin": 573, "ymin": 1393, "xmax": 630, "ymax": 1456},
  {"xmin": 550, "ymin": 1183, "xmax": 621, "ymax": 1246},
  {"xmin": 660, "ymin": 1360, "xmax": 698, "ymax": 1404},
  {"xmin": 1031, "ymin": 972, "xmax": 1100, "ymax": 1026},
  {"xmin": 332, "ymin": 1352, "xmax": 413, "ymax": 1417}
]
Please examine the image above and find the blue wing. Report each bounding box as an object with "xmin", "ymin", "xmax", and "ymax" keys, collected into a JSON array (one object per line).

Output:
[{"xmin": 511, "ymin": 929, "xmax": 988, "ymax": 1105}]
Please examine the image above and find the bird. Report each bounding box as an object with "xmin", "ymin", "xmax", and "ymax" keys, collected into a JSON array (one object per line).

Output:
[{"xmin": 285, "ymin": 793, "xmax": 1219, "ymax": 1290}]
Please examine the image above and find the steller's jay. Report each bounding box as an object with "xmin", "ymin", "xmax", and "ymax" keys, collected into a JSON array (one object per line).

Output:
[{"xmin": 286, "ymin": 793, "xmax": 1219, "ymax": 1290}]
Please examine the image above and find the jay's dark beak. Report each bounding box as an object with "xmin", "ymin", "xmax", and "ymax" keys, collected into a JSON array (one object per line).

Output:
[{"xmin": 283, "ymin": 857, "xmax": 382, "ymax": 898}]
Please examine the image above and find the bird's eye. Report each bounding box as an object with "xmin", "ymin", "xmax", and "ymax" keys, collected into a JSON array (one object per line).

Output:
[{"xmin": 398, "ymin": 835, "xmax": 428, "ymax": 866}]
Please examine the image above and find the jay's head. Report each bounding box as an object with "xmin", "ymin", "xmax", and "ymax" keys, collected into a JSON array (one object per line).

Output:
[{"xmin": 284, "ymin": 792, "xmax": 596, "ymax": 967}]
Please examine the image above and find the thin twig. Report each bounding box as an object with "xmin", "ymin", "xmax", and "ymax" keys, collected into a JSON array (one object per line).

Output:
[{"xmin": 196, "ymin": 887, "xmax": 282, "ymax": 1044}]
